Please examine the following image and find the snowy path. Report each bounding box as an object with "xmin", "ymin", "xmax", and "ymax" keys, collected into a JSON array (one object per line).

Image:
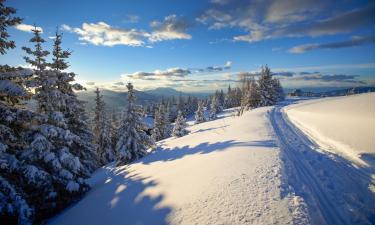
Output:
[{"xmin": 270, "ymin": 102, "xmax": 375, "ymax": 225}]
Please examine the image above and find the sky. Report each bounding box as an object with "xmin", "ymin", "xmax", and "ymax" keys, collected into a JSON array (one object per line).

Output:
[{"xmin": 2, "ymin": 0, "xmax": 375, "ymax": 92}]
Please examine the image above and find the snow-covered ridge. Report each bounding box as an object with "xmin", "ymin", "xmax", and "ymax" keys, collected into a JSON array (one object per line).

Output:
[{"xmin": 285, "ymin": 93, "xmax": 375, "ymax": 168}]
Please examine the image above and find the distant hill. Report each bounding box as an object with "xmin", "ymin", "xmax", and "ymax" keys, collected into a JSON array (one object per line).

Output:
[
  {"xmin": 78, "ymin": 87, "xmax": 210, "ymax": 112},
  {"xmin": 287, "ymin": 86, "xmax": 375, "ymax": 97}
]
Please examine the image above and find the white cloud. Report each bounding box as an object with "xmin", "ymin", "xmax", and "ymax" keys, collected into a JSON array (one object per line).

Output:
[
  {"xmin": 15, "ymin": 24, "xmax": 43, "ymax": 33},
  {"xmin": 72, "ymin": 22, "xmax": 149, "ymax": 47},
  {"xmin": 289, "ymin": 36, "xmax": 375, "ymax": 53},
  {"xmin": 63, "ymin": 15, "xmax": 192, "ymax": 47},
  {"xmin": 198, "ymin": 1, "xmax": 375, "ymax": 43},
  {"xmin": 122, "ymin": 67, "xmax": 191, "ymax": 80},
  {"xmin": 149, "ymin": 15, "xmax": 191, "ymax": 42},
  {"xmin": 61, "ymin": 24, "xmax": 72, "ymax": 32}
]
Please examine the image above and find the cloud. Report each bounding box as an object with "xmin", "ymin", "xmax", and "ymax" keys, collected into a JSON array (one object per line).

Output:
[
  {"xmin": 113, "ymin": 81, "xmax": 125, "ymax": 85},
  {"xmin": 62, "ymin": 15, "xmax": 191, "ymax": 47},
  {"xmin": 275, "ymin": 71, "xmax": 367, "ymax": 86},
  {"xmin": 15, "ymin": 24, "xmax": 43, "ymax": 33},
  {"xmin": 198, "ymin": 1, "xmax": 375, "ymax": 43},
  {"xmin": 149, "ymin": 15, "xmax": 191, "ymax": 42},
  {"xmin": 193, "ymin": 61, "xmax": 233, "ymax": 73},
  {"xmin": 61, "ymin": 24, "xmax": 72, "ymax": 32},
  {"xmin": 86, "ymin": 82, "xmax": 95, "ymax": 85},
  {"xmin": 69, "ymin": 22, "xmax": 149, "ymax": 47},
  {"xmin": 122, "ymin": 67, "xmax": 191, "ymax": 80},
  {"xmin": 289, "ymin": 36, "xmax": 375, "ymax": 53},
  {"xmin": 122, "ymin": 61, "xmax": 233, "ymax": 81},
  {"xmin": 265, "ymin": 0, "xmax": 324, "ymax": 24}
]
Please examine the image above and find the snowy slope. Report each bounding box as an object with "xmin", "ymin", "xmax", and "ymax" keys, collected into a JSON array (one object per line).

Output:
[
  {"xmin": 285, "ymin": 93, "xmax": 375, "ymax": 167},
  {"xmin": 48, "ymin": 107, "xmax": 296, "ymax": 225}
]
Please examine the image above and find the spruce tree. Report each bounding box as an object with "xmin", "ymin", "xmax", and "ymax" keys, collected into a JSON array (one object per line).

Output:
[
  {"xmin": 116, "ymin": 83, "xmax": 154, "ymax": 164},
  {"xmin": 209, "ymin": 95, "xmax": 219, "ymax": 120},
  {"xmin": 0, "ymin": 0, "xmax": 22, "ymax": 54},
  {"xmin": 151, "ymin": 104, "xmax": 164, "ymax": 141},
  {"xmin": 172, "ymin": 110, "xmax": 189, "ymax": 137},
  {"xmin": 93, "ymin": 88, "xmax": 114, "ymax": 164},
  {"xmin": 195, "ymin": 100, "xmax": 206, "ymax": 124},
  {"xmin": 258, "ymin": 65, "xmax": 277, "ymax": 106}
]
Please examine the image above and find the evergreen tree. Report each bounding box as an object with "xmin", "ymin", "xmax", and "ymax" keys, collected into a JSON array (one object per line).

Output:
[
  {"xmin": 0, "ymin": 0, "xmax": 22, "ymax": 54},
  {"xmin": 93, "ymin": 88, "xmax": 114, "ymax": 164},
  {"xmin": 195, "ymin": 100, "xmax": 206, "ymax": 124},
  {"xmin": 272, "ymin": 78, "xmax": 284, "ymax": 101},
  {"xmin": 209, "ymin": 95, "xmax": 219, "ymax": 120},
  {"xmin": 0, "ymin": 67, "xmax": 35, "ymax": 224},
  {"xmin": 172, "ymin": 110, "xmax": 189, "ymax": 137},
  {"xmin": 151, "ymin": 104, "xmax": 164, "ymax": 141},
  {"xmin": 116, "ymin": 83, "xmax": 154, "ymax": 164},
  {"xmin": 239, "ymin": 78, "xmax": 260, "ymax": 115},
  {"xmin": 258, "ymin": 65, "xmax": 278, "ymax": 106}
]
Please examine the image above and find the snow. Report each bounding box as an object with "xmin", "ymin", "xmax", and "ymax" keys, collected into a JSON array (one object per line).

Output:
[
  {"xmin": 47, "ymin": 94, "xmax": 375, "ymax": 225},
  {"xmin": 48, "ymin": 107, "xmax": 294, "ymax": 225},
  {"xmin": 285, "ymin": 93, "xmax": 375, "ymax": 167},
  {"xmin": 270, "ymin": 97, "xmax": 375, "ymax": 224}
]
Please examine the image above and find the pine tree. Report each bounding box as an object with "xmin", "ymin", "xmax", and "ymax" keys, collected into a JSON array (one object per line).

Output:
[
  {"xmin": 93, "ymin": 88, "xmax": 114, "ymax": 164},
  {"xmin": 172, "ymin": 110, "xmax": 189, "ymax": 137},
  {"xmin": 151, "ymin": 104, "xmax": 164, "ymax": 141},
  {"xmin": 0, "ymin": 67, "xmax": 35, "ymax": 224},
  {"xmin": 50, "ymin": 31, "xmax": 98, "ymax": 174},
  {"xmin": 239, "ymin": 77, "xmax": 260, "ymax": 115},
  {"xmin": 272, "ymin": 78, "xmax": 284, "ymax": 101},
  {"xmin": 195, "ymin": 100, "xmax": 206, "ymax": 124},
  {"xmin": 258, "ymin": 66, "xmax": 277, "ymax": 106},
  {"xmin": 209, "ymin": 95, "xmax": 219, "ymax": 120},
  {"xmin": 116, "ymin": 83, "xmax": 154, "ymax": 164},
  {"xmin": 0, "ymin": 0, "xmax": 22, "ymax": 55}
]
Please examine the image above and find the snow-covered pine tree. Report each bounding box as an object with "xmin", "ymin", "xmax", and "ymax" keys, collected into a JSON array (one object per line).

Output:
[
  {"xmin": 272, "ymin": 78, "xmax": 284, "ymax": 102},
  {"xmin": 93, "ymin": 88, "xmax": 114, "ymax": 164},
  {"xmin": 218, "ymin": 89, "xmax": 225, "ymax": 110},
  {"xmin": 0, "ymin": 0, "xmax": 22, "ymax": 55},
  {"xmin": 209, "ymin": 94, "xmax": 219, "ymax": 120},
  {"xmin": 258, "ymin": 65, "xmax": 278, "ymax": 106},
  {"xmin": 49, "ymin": 30, "xmax": 98, "ymax": 174},
  {"xmin": 172, "ymin": 110, "xmax": 189, "ymax": 137},
  {"xmin": 0, "ymin": 4, "xmax": 37, "ymax": 223},
  {"xmin": 239, "ymin": 77, "xmax": 260, "ymax": 115},
  {"xmin": 161, "ymin": 103, "xmax": 172, "ymax": 138},
  {"xmin": 116, "ymin": 83, "xmax": 154, "ymax": 164},
  {"xmin": 19, "ymin": 26, "xmax": 94, "ymax": 222},
  {"xmin": 0, "ymin": 66, "xmax": 36, "ymax": 225},
  {"xmin": 195, "ymin": 100, "xmax": 206, "ymax": 124},
  {"xmin": 151, "ymin": 104, "xmax": 164, "ymax": 141},
  {"xmin": 110, "ymin": 110, "xmax": 119, "ymax": 148}
]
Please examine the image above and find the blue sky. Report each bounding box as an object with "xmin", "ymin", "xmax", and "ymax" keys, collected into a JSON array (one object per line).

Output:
[{"xmin": 2, "ymin": 0, "xmax": 375, "ymax": 92}]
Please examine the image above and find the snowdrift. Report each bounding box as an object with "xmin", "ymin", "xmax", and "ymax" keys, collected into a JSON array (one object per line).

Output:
[{"xmin": 285, "ymin": 93, "xmax": 375, "ymax": 167}]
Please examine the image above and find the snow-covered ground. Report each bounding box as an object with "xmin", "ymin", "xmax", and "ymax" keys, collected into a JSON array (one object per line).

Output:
[
  {"xmin": 285, "ymin": 93, "xmax": 375, "ymax": 168},
  {"xmin": 48, "ymin": 94, "xmax": 375, "ymax": 225},
  {"xmin": 49, "ymin": 107, "xmax": 296, "ymax": 225}
]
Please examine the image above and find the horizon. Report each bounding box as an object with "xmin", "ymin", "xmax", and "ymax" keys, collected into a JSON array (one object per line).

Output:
[{"xmin": 1, "ymin": 0, "xmax": 375, "ymax": 92}]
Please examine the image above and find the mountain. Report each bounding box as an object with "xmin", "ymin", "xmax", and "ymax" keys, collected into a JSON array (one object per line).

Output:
[
  {"xmin": 78, "ymin": 89, "xmax": 160, "ymax": 112},
  {"xmin": 77, "ymin": 88, "xmax": 210, "ymax": 112},
  {"xmin": 144, "ymin": 87, "xmax": 184, "ymax": 96}
]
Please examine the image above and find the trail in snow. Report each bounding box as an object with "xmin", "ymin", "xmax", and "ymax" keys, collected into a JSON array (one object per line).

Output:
[{"xmin": 270, "ymin": 101, "xmax": 375, "ymax": 225}]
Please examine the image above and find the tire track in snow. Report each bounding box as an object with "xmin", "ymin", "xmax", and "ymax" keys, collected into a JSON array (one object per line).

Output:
[{"xmin": 269, "ymin": 104, "xmax": 375, "ymax": 225}]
